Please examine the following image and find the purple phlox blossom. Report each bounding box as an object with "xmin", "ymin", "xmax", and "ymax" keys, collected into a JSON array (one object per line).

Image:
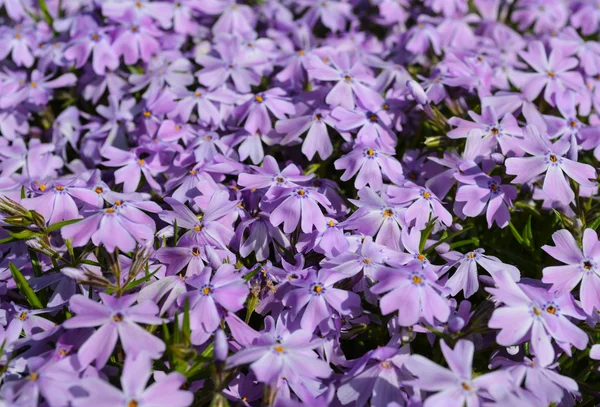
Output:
[
  {"xmin": 52, "ymin": 106, "xmax": 81, "ymax": 153},
  {"xmin": 164, "ymin": 160, "xmax": 231, "ymax": 203},
  {"xmin": 172, "ymin": 85, "xmax": 237, "ymax": 126},
  {"xmin": 297, "ymin": 0, "xmax": 353, "ymax": 32},
  {"xmin": 307, "ymin": 52, "xmax": 383, "ymax": 109},
  {"xmin": 283, "ymin": 268, "xmax": 361, "ymax": 333},
  {"xmin": 454, "ymin": 170, "xmax": 517, "ymax": 228},
  {"xmin": 441, "ymin": 51, "xmax": 495, "ymax": 98},
  {"xmin": 233, "ymin": 211, "xmax": 289, "ymax": 261},
  {"xmin": 81, "ymin": 68, "xmax": 129, "ymax": 105},
  {"xmin": 551, "ymin": 27, "xmax": 600, "ymax": 77},
  {"xmin": 0, "ymin": 0, "xmax": 26, "ymax": 21},
  {"xmin": 62, "ymin": 293, "xmax": 165, "ymax": 368},
  {"xmin": 437, "ymin": 13, "xmax": 480, "ymax": 50},
  {"xmin": 371, "ymin": 262, "xmax": 450, "ymax": 326},
  {"xmin": 0, "ymin": 105, "xmax": 29, "ymax": 141},
  {"xmin": 72, "ymin": 352, "xmax": 193, "ymax": 407},
  {"xmin": 195, "ymin": 36, "xmax": 261, "ymax": 93},
  {"xmin": 269, "ymin": 185, "xmax": 333, "ymax": 234},
  {"xmin": 186, "ymin": 131, "xmax": 233, "ymax": 164},
  {"xmin": 129, "ymin": 52, "xmax": 194, "ymax": 95},
  {"xmin": 511, "ymin": 40, "xmax": 584, "ymax": 105},
  {"xmin": 277, "ymin": 102, "xmax": 337, "ymax": 161},
  {"xmin": 198, "ymin": 0, "xmax": 256, "ymax": 35},
  {"xmin": 542, "ymin": 228, "xmax": 600, "ymax": 315},
  {"xmin": 332, "ymin": 104, "xmax": 397, "ymax": 148},
  {"xmin": 487, "ymin": 270, "xmax": 588, "ymax": 366},
  {"xmin": 21, "ymin": 178, "xmax": 100, "ymax": 225},
  {"xmin": 334, "ymin": 143, "xmax": 404, "ymax": 191},
  {"xmin": 512, "ymin": 0, "xmax": 568, "ymax": 34},
  {"xmin": 8, "ymin": 303, "xmax": 55, "ymax": 337},
  {"xmin": 222, "ymin": 127, "xmax": 275, "ymax": 165},
  {"xmin": 298, "ymin": 216, "xmax": 349, "ymax": 258},
  {"xmin": 102, "ymin": 0, "xmax": 174, "ymax": 29},
  {"xmin": 160, "ymin": 191, "xmax": 239, "ymax": 249},
  {"xmin": 543, "ymin": 91, "xmax": 596, "ymax": 147},
  {"xmin": 0, "ymin": 70, "xmax": 77, "ymax": 108},
  {"xmin": 235, "ymin": 88, "xmax": 296, "ymax": 135},
  {"xmin": 342, "ymin": 187, "xmax": 405, "ymax": 251},
  {"xmin": 90, "ymin": 95, "xmax": 136, "ymax": 149},
  {"xmin": 405, "ymin": 340, "xmax": 511, "ymax": 407},
  {"xmin": 0, "ymin": 23, "xmax": 37, "ymax": 67},
  {"xmin": 136, "ymin": 88, "xmax": 178, "ymax": 133},
  {"xmin": 61, "ymin": 201, "xmax": 155, "ymax": 253},
  {"xmin": 491, "ymin": 356, "xmax": 578, "ymax": 406},
  {"xmin": 222, "ymin": 373, "xmax": 263, "ymax": 405},
  {"xmin": 337, "ymin": 345, "xmax": 411, "ymax": 407},
  {"xmin": 226, "ymin": 315, "xmax": 332, "ymax": 385},
  {"xmin": 237, "ymin": 156, "xmax": 313, "ymax": 201},
  {"xmin": 571, "ymin": 0, "xmax": 600, "ymax": 35},
  {"xmin": 440, "ymin": 248, "xmax": 521, "ymax": 298},
  {"xmin": 405, "ymin": 16, "xmax": 442, "ymax": 56},
  {"xmin": 2, "ymin": 354, "xmax": 79, "ymax": 407},
  {"xmin": 112, "ymin": 12, "xmax": 162, "ymax": 65},
  {"xmin": 388, "ymin": 182, "xmax": 452, "ymax": 230},
  {"xmin": 63, "ymin": 18, "xmax": 119, "ymax": 75},
  {"xmin": 180, "ymin": 264, "xmax": 248, "ymax": 343},
  {"xmin": 505, "ymin": 125, "xmax": 597, "ymax": 205},
  {"xmin": 447, "ymin": 106, "xmax": 523, "ymax": 155},
  {"xmin": 375, "ymin": 0, "xmax": 409, "ymax": 26},
  {"xmin": 102, "ymin": 147, "xmax": 167, "ymax": 193}
]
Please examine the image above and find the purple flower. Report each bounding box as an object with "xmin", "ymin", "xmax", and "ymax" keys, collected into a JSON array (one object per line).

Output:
[
  {"xmin": 405, "ymin": 340, "xmax": 511, "ymax": 407},
  {"xmin": 72, "ymin": 352, "xmax": 193, "ymax": 407},
  {"xmin": 236, "ymin": 88, "xmax": 296, "ymax": 134},
  {"xmin": 226, "ymin": 316, "xmax": 332, "ymax": 385},
  {"xmin": 332, "ymin": 105, "xmax": 397, "ymax": 148},
  {"xmin": 112, "ymin": 13, "xmax": 162, "ymax": 65},
  {"xmin": 172, "ymin": 86, "xmax": 237, "ymax": 125},
  {"xmin": 505, "ymin": 126, "xmax": 597, "ymax": 205},
  {"xmin": 388, "ymin": 182, "xmax": 453, "ymax": 230},
  {"xmin": 371, "ymin": 262, "xmax": 450, "ymax": 326},
  {"xmin": 542, "ymin": 228, "xmax": 600, "ymax": 315},
  {"xmin": 334, "ymin": 144, "xmax": 404, "ymax": 191},
  {"xmin": 269, "ymin": 186, "xmax": 332, "ymax": 234},
  {"xmin": 454, "ymin": 171, "xmax": 517, "ymax": 228},
  {"xmin": 487, "ymin": 271, "xmax": 588, "ymax": 366},
  {"xmin": 183, "ymin": 264, "xmax": 248, "ymax": 342},
  {"xmin": 441, "ymin": 248, "xmax": 521, "ymax": 298},
  {"xmin": 63, "ymin": 19, "xmax": 119, "ymax": 75},
  {"xmin": 511, "ymin": 41, "xmax": 583, "ymax": 105},
  {"xmin": 63, "ymin": 293, "xmax": 165, "ymax": 368},
  {"xmin": 307, "ymin": 52, "xmax": 383, "ymax": 109},
  {"xmin": 283, "ymin": 269, "xmax": 361, "ymax": 332}
]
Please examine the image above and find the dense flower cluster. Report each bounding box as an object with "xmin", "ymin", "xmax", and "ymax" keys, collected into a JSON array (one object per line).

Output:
[{"xmin": 2, "ymin": 0, "xmax": 600, "ymax": 406}]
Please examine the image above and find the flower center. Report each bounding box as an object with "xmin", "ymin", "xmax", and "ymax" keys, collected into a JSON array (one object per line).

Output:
[
  {"xmin": 202, "ymin": 285, "xmax": 212, "ymax": 295},
  {"xmin": 328, "ymin": 220, "xmax": 335, "ymax": 227},
  {"xmin": 548, "ymin": 154, "xmax": 558, "ymax": 163},
  {"xmin": 491, "ymin": 127, "xmax": 499, "ymax": 135},
  {"xmin": 18, "ymin": 311, "xmax": 27, "ymax": 321},
  {"xmin": 547, "ymin": 71, "xmax": 555, "ymax": 78},
  {"xmin": 570, "ymin": 120, "xmax": 578, "ymax": 128},
  {"xmin": 383, "ymin": 209, "xmax": 393, "ymax": 217},
  {"xmin": 297, "ymin": 189, "xmax": 306, "ymax": 196},
  {"xmin": 417, "ymin": 254, "xmax": 425, "ymax": 262},
  {"xmin": 138, "ymin": 159, "xmax": 145, "ymax": 166},
  {"xmin": 380, "ymin": 361, "xmax": 392, "ymax": 369},
  {"xmin": 532, "ymin": 306, "xmax": 542, "ymax": 316},
  {"xmin": 143, "ymin": 111, "xmax": 151, "ymax": 117},
  {"xmin": 39, "ymin": 184, "xmax": 46, "ymax": 192},
  {"xmin": 546, "ymin": 305, "xmax": 557, "ymax": 314},
  {"xmin": 274, "ymin": 345, "xmax": 284, "ymax": 353},
  {"xmin": 191, "ymin": 247, "xmax": 200, "ymax": 256},
  {"xmin": 112, "ymin": 313, "xmax": 124, "ymax": 322},
  {"xmin": 411, "ymin": 274, "xmax": 423, "ymax": 284},
  {"xmin": 422, "ymin": 191, "xmax": 431, "ymax": 199},
  {"xmin": 382, "ymin": 103, "xmax": 389, "ymax": 110},
  {"xmin": 312, "ymin": 283, "xmax": 324, "ymax": 294},
  {"xmin": 128, "ymin": 400, "xmax": 138, "ymax": 407},
  {"xmin": 28, "ymin": 372, "xmax": 39, "ymax": 381},
  {"xmin": 369, "ymin": 114, "xmax": 378, "ymax": 122},
  {"xmin": 194, "ymin": 224, "xmax": 203, "ymax": 232},
  {"xmin": 298, "ymin": 49, "xmax": 305, "ymax": 55},
  {"xmin": 366, "ymin": 148, "xmax": 375, "ymax": 156},
  {"xmin": 467, "ymin": 252, "xmax": 476, "ymax": 259},
  {"xmin": 462, "ymin": 382, "xmax": 472, "ymax": 391},
  {"xmin": 95, "ymin": 187, "xmax": 103, "ymax": 194},
  {"xmin": 255, "ymin": 95, "xmax": 264, "ymax": 103},
  {"xmin": 344, "ymin": 75, "xmax": 351, "ymax": 82},
  {"xmin": 106, "ymin": 208, "xmax": 115, "ymax": 214},
  {"xmin": 315, "ymin": 113, "xmax": 322, "ymax": 121},
  {"xmin": 363, "ymin": 257, "xmax": 371, "ymax": 265},
  {"xmin": 55, "ymin": 185, "xmax": 64, "ymax": 191},
  {"xmin": 92, "ymin": 33, "xmax": 99, "ymax": 41},
  {"xmin": 584, "ymin": 260, "xmax": 594, "ymax": 270},
  {"xmin": 30, "ymin": 82, "xmax": 37, "ymax": 88},
  {"xmin": 490, "ymin": 183, "xmax": 498, "ymax": 191}
]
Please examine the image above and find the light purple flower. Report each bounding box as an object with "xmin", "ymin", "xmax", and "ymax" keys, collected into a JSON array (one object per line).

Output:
[
  {"xmin": 269, "ymin": 186, "xmax": 332, "ymax": 234},
  {"xmin": 334, "ymin": 144, "xmax": 404, "ymax": 191}
]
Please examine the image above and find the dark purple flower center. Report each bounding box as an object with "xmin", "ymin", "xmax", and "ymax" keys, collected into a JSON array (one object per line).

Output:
[{"xmin": 112, "ymin": 313, "xmax": 124, "ymax": 322}]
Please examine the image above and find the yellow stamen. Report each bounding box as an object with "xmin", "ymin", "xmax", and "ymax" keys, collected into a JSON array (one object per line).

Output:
[
  {"xmin": 143, "ymin": 111, "xmax": 151, "ymax": 117},
  {"xmin": 55, "ymin": 185, "xmax": 64, "ymax": 191},
  {"xmin": 417, "ymin": 254, "xmax": 425, "ymax": 262},
  {"xmin": 467, "ymin": 252, "xmax": 476, "ymax": 259},
  {"xmin": 297, "ymin": 189, "xmax": 305, "ymax": 196},
  {"xmin": 546, "ymin": 305, "xmax": 556, "ymax": 314},
  {"xmin": 344, "ymin": 75, "xmax": 351, "ymax": 82},
  {"xmin": 39, "ymin": 184, "xmax": 46, "ymax": 192},
  {"xmin": 18, "ymin": 312, "xmax": 27, "ymax": 321},
  {"xmin": 422, "ymin": 191, "xmax": 431, "ymax": 199},
  {"xmin": 95, "ymin": 187, "xmax": 103, "ymax": 194},
  {"xmin": 255, "ymin": 95, "xmax": 264, "ymax": 103},
  {"xmin": 549, "ymin": 155, "xmax": 557, "ymax": 163},
  {"xmin": 383, "ymin": 209, "xmax": 393, "ymax": 217},
  {"xmin": 28, "ymin": 372, "xmax": 39, "ymax": 381},
  {"xmin": 412, "ymin": 275, "xmax": 422, "ymax": 284},
  {"xmin": 106, "ymin": 208, "xmax": 115, "ymax": 214},
  {"xmin": 194, "ymin": 225, "xmax": 202, "ymax": 232},
  {"xmin": 138, "ymin": 159, "xmax": 145, "ymax": 166},
  {"xmin": 274, "ymin": 345, "xmax": 284, "ymax": 353},
  {"xmin": 202, "ymin": 287, "xmax": 211, "ymax": 295}
]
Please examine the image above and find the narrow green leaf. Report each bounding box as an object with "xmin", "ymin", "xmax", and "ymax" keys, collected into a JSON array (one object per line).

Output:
[
  {"xmin": 243, "ymin": 265, "xmax": 261, "ymax": 282},
  {"xmin": 183, "ymin": 299, "xmax": 191, "ymax": 343},
  {"xmin": 38, "ymin": 0, "xmax": 54, "ymax": 25},
  {"xmin": 508, "ymin": 222, "xmax": 524, "ymax": 245},
  {"xmin": 419, "ymin": 216, "xmax": 438, "ymax": 253},
  {"xmin": 20, "ymin": 186, "xmax": 26, "ymax": 200},
  {"xmin": 173, "ymin": 219, "xmax": 179, "ymax": 247},
  {"xmin": 448, "ymin": 237, "xmax": 480, "ymax": 251},
  {"xmin": 104, "ymin": 268, "xmax": 160, "ymax": 294},
  {"xmin": 424, "ymin": 225, "xmax": 473, "ymax": 255},
  {"xmin": 589, "ymin": 216, "xmax": 600, "ymax": 231},
  {"xmin": 245, "ymin": 295, "xmax": 258, "ymax": 324},
  {"xmin": 9, "ymin": 262, "xmax": 43, "ymax": 309},
  {"xmin": 46, "ymin": 218, "xmax": 82, "ymax": 233},
  {"xmin": 7, "ymin": 229, "xmax": 43, "ymax": 240}
]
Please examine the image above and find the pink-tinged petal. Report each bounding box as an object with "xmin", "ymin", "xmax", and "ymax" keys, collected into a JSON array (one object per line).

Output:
[
  {"xmin": 326, "ymin": 81, "xmax": 354, "ymax": 110},
  {"xmin": 404, "ymin": 354, "xmax": 457, "ymax": 391},
  {"xmin": 118, "ymin": 321, "xmax": 165, "ymax": 359},
  {"xmin": 456, "ymin": 185, "xmax": 488, "ymax": 216},
  {"xmin": 71, "ymin": 377, "xmax": 124, "ymax": 407},
  {"xmin": 531, "ymin": 320, "xmax": 554, "ymax": 366},
  {"xmin": 301, "ymin": 295, "xmax": 330, "ymax": 332},
  {"xmin": 581, "ymin": 272, "xmax": 600, "ymax": 315},
  {"xmin": 421, "ymin": 284, "xmax": 450, "ymax": 324},
  {"xmin": 140, "ymin": 373, "xmax": 193, "ymax": 407},
  {"xmin": 519, "ymin": 41, "xmax": 549, "ymax": 73},
  {"xmin": 63, "ymin": 295, "xmax": 111, "ymax": 328},
  {"xmin": 542, "ymin": 229, "xmax": 583, "ymax": 264},
  {"xmin": 382, "ymin": 285, "xmax": 419, "ymax": 325},
  {"xmin": 489, "ymin": 307, "xmax": 531, "ymax": 345},
  {"xmin": 250, "ymin": 352, "xmax": 284, "ymax": 384},
  {"xmin": 583, "ymin": 229, "xmax": 600, "ymax": 259},
  {"xmin": 213, "ymin": 283, "xmax": 249, "ymax": 312},
  {"xmin": 94, "ymin": 213, "xmax": 135, "ymax": 253},
  {"xmin": 486, "ymin": 194, "xmax": 510, "ymax": 228},
  {"xmin": 356, "ymin": 158, "xmax": 382, "ymax": 191},
  {"xmin": 543, "ymin": 164, "xmax": 574, "ymax": 205},
  {"xmin": 446, "ymin": 261, "xmax": 478, "ymax": 298},
  {"xmin": 505, "ymin": 156, "xmax": 547, "ymax": 184},
  {"xmin": 121, "ymin": 353, "xmax": 152, "ymax": 397},
  {"xmin": 270, "ymin": 196, "xmax": 300, "ymax": 234},
  {"xmin": 50, "ymin": 192, "xmax": 79, "ymax": 224},
  {"xmin": 77, "ymin": 323, "xmax": 118, "ymax": 368},
  {"xmin": 62, "ymin": 212, "xmax": 102, "ymax": 247},
  {"xmin": 542, "ymin": 265, "xmax": 582, "ymax": 296},
  {"xmin": 560, "ymin": 158, "xmax": 597, "ymax": 187},
  {"xmin": 440, "ymin": 339, "xmax": 473, "ymax": 380},
  {"xmin": 325, "ymin": 288, "xmax": 361, "ymax": 314},
  {"xmin": 126, "ymin": 301, "xmax": 162, "ymax": 325}
]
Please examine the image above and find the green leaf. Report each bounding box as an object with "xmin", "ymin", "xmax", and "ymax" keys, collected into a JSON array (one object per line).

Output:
[
  {"xmin": 508, "ymin": 222, "xmax": 524, "ymax": 245},
  {"xmin": 104, "ymin": 268, "xmax": 160, "ymax": 294},
  {"xmin": 245, "ymin": 294, "xmax": 258, "ymax": 324},
  {"xmin": 9, "ymin": 262, "xmax": 43, "ymax": 309},
  {"xmin": 20, "ymin": 186, "xmax": 25, "ymax": 200},
  {"xmin": 424, "ymin": 225, "xmax": 473, "ymax": 255},
  {"xmin": 38, "ymin": 0, "xmax": 54, "ymax": 25},
  {"xmin": 7, "ymin": 229, "xmax": 43, "ymax": 240},
  {"xmin": 243, "ymin": 265, "xmax": 261, "ymax": 282},
  {"xmin": 46, "ymin": 218, "xmax": 82, "ymax": 233},
  {"xmin": 588, "ymin": 215, "xmax": 600, "ymax": 231},
  {"xmin": 419, "ymin": 216, "xmax": 438, "ymax": 253},
  {"xmin": 182, "ymin": 299, "xmax": 191, "ymax": 344}
]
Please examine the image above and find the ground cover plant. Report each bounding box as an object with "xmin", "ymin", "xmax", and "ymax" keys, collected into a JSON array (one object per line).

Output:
[{"xmin": 1, "ymin": 0, "xmax": 600, "ymax": 406}]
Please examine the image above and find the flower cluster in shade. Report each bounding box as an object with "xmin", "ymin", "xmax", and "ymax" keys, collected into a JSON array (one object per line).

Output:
[{"xmin": 1, "ymin": 0, "xmax": 600, "ymax": 406}]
